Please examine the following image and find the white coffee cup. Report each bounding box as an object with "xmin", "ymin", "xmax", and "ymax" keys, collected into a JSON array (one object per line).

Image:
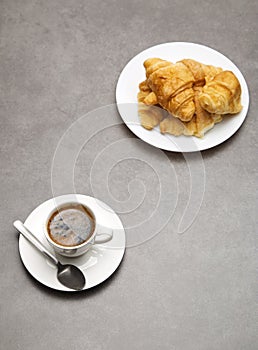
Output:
[{"xmin": 44, "ymin": 201, "xmax": 113, "ymax": 257}]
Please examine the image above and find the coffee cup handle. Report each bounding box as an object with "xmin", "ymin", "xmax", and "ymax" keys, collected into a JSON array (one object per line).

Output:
[{"xmin": 94, "ymin": 225, "xmax": 113, "ymax": 244}]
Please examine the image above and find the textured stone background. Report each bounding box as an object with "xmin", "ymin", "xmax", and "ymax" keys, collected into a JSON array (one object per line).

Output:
[{"xmin": 0, "ymin": 0, "xmax": 257, "ymax": 349}]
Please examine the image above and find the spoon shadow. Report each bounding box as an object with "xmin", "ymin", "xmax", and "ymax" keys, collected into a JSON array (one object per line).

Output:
[{"xmin": 19, "ymin": 248, "xmax": 126, "ymax": 299}]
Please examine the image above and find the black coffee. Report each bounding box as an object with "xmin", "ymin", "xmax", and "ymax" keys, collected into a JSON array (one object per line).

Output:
[{"xmin": 47, "ymin": 204, "xmax": 95, "ymax": 247}]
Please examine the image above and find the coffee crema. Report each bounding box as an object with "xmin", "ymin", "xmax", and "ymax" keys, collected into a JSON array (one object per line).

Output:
[{"xmin": 47, "ymin": 204, "xmax": 95, "ymax": 247}]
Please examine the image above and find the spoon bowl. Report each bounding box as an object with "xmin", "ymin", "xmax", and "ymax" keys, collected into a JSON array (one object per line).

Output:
[
  {"xmin": 56, "ymin": 262, "xmax": 85, "ymax": 291},
  {"xmin": 13, "ymin": 220, "xmax": 86, "ymax": 291}
]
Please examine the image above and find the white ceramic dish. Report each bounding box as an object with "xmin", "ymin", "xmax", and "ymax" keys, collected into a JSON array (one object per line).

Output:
[
  {"xmin": 18, "ymin": 194, "xmax": 126, "ymax": 291},
  {"xmin": 116, "ymin": 42, "xmax": 249, "ymax": 152}
]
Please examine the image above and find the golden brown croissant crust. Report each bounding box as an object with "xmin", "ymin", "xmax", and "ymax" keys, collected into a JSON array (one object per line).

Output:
[
  {"xmin": 144, "ymin": 58, "xmax": 195, "ymax": 121},
  {"xmin": 198, "ymin": 71, "xmax": 242, "ymax": 114},
  {"xmin": 138, "ymin": 57, "xmax": 242, "ymax": 138}
]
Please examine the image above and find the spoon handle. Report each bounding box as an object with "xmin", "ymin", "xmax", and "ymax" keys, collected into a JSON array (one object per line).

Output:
[{"xmin": 13, "ymin": 220, "xmax": 59, "ymax": 266}]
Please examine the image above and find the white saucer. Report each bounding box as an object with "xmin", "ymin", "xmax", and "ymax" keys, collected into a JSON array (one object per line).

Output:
[
  {"xmin": 116, "ymin": 42, "xmax": 249, "ymax": 152},
  {"xmin": 19, "ymin": 194, "xmax": 126, "ymax": 291}
]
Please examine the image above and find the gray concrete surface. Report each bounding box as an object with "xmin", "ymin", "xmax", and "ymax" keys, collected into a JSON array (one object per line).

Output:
[{"xmin": 0, "ymin": 0, "xmax": 257, "ymax": 349}]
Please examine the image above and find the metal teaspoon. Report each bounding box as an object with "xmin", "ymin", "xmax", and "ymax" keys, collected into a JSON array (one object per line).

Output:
[{"xmin": 13, "ymin": 220, "xmax": 86, "ymax": 291}]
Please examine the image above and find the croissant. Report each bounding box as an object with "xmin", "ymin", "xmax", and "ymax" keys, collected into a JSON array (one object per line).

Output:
[
  {"xmin": 180, "ymin": 59, "xmax": 223, "ymax": 86},
  {"xmin": 193, "ymin": 87, "xmax": 222, "ymax": 137},
  {"xmin": 138, "ymin": 104, "xmax": 166, "ymax": 130},
  {"xmin": 143, "ymin": 58, "xmax": 195, "ymax": 121},
  {"xmin": 198, "ymin": 71, "xmax": 242, "ymax": 114},
  {"xmin": 137, "ymin": 58, "xmax": 242, "ymax": 138},
  {"xmin": 159, "ymin": 88, "xmax": 222, "ymax": 138},
  {"xmin": 160, "ymin": 115, "xmax": 197, "ymax": 136}
]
